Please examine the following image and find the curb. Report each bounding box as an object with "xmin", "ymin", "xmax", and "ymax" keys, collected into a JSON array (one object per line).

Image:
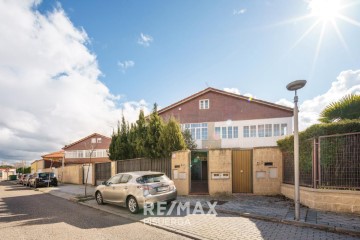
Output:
[{"xmin": 78, "ymin": 201, "xmax": 205, "ymax": 240}]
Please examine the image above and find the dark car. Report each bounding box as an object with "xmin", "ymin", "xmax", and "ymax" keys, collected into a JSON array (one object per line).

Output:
[
  {"xmin": 22, "ymin": 174, "xmax": 32, "ymax": 186},
  {"xmin": 29, "ymin": 172, "xmax": 58, "ymax": 188}
]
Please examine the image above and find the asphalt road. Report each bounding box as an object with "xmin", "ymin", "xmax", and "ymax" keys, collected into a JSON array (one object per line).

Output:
[{"xmin": 0, "ymin": 181, "xmax": 189, "ymax": 240}]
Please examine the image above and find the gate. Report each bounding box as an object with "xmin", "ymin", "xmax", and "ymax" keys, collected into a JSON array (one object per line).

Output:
[
  {"xmin": 232, "ymin": 150, "xmax": 252, "ymax": 193},
  {"xmin": 117, "ymin": 158, "xmax": 171, "ymax": 178},
  {"xmin": 95, "ymin": 162, "xmax": 111, "ymax": 185},
  {"xmin": 83, "ymin": 164, "xmax": 93, "ymax": 185}
]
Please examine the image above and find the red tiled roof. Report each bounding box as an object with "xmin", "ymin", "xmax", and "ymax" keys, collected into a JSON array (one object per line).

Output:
[{"xmin": 41, "ymin": 150, "xmax": 64, "ymax": 159}]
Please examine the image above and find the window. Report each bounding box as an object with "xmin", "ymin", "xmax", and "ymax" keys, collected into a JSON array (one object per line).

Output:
[
  {"xmin": 281, "ymin": 124, "xmax": 287, "ymax": 136},
  {"xmin": 199, "ymin": 99, "xmax": 209, "ymax": 109},
  {"xmin": 91, "ymin": 138, "xmax": 96, "ymax": 143},
  {"xmin": 222, "ymin": 127, "xmax": 227, "ymax": 139},
  {"xmin": 250, "ymin": 125, "xmax": 256, "ymax": 137},
  {"xmin": 184, "ymin": 122, "xmax": 208, "ymax": 140},
  {"xmin": 258, "ymin": 125, "xmax": 265, "ymax": 137},
  {"xmin": 228, "ymin": 127, "xmax": 233, "ymax": 139},
  {"xmin": 215, "ymin": 127, "xmax": 221, "ymax": 138},
  {"xmin": 265, "ymin": 124, "xmax": 272, "ymax": 137},
  {"xmin": 120, "ymin": 174, "xmax": 131, "ymax": 183},
  {"xmin": 196, "ymin": 128, "xmax": 201, "ymax": 140},
  {"xmin": 107, "ymin": 175, "xmax": 121, "ymax": 184},
  {"xmin": 233, "ymin": 127, "xmax": 238, "ymax": 138},
  {"xmin": 274, "ymin": 124, "xmax": 280, "ymax": 136},
  {"xmin": 243, "ymin": 126, "xmax": 249, "ymax": 138},
  {"xmin": 97, "ymin": 138, "xmax": 102, "ymax": 143},
  {"xmin": 202, "ymin": 128, "xmax": 208, "ymax": 140}
]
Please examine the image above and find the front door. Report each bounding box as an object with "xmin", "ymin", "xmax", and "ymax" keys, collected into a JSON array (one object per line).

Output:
[
  {"xmin": 190, "ymin": 151, "xmax": 208, "ymax": 194},
  {"xmin": 232, "ymin": 150, "xmax": 252, "ymax": 193}
]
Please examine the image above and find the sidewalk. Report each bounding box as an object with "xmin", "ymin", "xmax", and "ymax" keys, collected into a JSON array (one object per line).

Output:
[{"xmin": 37, "ymin": 183, "xmax": 360, "ymax": 238}]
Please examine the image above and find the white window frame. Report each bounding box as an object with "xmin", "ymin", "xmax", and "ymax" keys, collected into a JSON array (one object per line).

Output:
[{"xmin": 199, "ymin": 99, "xmax": 209, "ymax": 109}]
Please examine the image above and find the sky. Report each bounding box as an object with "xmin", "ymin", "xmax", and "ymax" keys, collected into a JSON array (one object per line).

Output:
[{"xmin": 0, "ymin": 0, "xmax": 360, "ymax": 164}]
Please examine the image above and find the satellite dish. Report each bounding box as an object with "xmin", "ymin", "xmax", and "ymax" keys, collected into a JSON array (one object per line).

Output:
[{"xmin": 286, "ymin": 80, "xmax": 307, "ymax": 91}]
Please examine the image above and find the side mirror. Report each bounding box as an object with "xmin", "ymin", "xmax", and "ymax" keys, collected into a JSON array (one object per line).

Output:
[{"xmin": 102, "ymin": 181, "xmax": 106, "ymax": 185}]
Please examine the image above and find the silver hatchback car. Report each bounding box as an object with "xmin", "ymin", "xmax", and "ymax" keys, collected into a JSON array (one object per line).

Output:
[{"xmin": 95, "ymin": 171, "xmax": 177, "ymax": 213}]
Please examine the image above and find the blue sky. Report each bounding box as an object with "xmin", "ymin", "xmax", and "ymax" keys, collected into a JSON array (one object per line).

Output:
[
  {"xmin": 0, "ymin": 0, "xmax": 360, "ymax": 163},
  {"xmin": 38, "ymin": 0, "xmax": 360, "ymax": 106}
]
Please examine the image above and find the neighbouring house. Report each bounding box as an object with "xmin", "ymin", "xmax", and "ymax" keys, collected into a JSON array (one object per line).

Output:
[
  {"xmin": 158, "ymin": 87, "xmax": 293, "ymax": 195},
  {"xmin": 42, "ymin": 150, "xmax": 64, "ymax": 162},
  {"xmin": 31, "ymin": 157, "xmax": 62, "ymax": 174},
  {"xmin": 63, "ymin": 133, "xmax": 111, "ymax": 165},
  {"xmin": 158, "ymin": 87, "xmax": 293, "ymax": 149},
  {"xmin": 0, "ymin": 168, "xmax": 17, "ymax": 180}
]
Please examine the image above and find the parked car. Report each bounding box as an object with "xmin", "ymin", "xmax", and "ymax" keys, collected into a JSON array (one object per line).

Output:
[
  {"xmin": 17, "ymin": 174, "xmax": 26, "ymax": 184},
  {"xmin": 22, "ymin": 174, "xmax": 32, "ymax": 186},
  {"xmin": 29, "ymin": 172, "xmax": 58, "ymax": 188},
  {"xmin": 95, "ymin": 171, "xmax": 177, "ymax": 214}
]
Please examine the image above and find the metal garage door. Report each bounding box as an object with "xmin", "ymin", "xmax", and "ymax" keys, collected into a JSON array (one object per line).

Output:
[{"xmin": 232, "ymin": 150, "xmax": 252, "ymax": 193}]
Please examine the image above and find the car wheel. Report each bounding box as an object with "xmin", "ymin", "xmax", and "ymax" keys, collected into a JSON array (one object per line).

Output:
[
  {"xmin": 127, "ymin": 196, "xmax": 139, "ymax": 214},
  {"xmin": 95, "ymin": 191, "xmax": 104, "ymax": 205}
]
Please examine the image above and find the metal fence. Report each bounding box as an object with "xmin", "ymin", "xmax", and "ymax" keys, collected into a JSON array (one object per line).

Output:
[
  {"xmin": 318, "ymin": 132, "xmax": 360, "ymax": 190},
  {"xmin": 283, "ymin": 132, "xmax": 360, "ymax": 190},
  {"xmin": 116, "ymin": 158, "xmax": 171, "ymax": 178}
]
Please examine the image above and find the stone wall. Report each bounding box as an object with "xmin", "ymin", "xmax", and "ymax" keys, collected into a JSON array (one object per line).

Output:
[
  {"xmin": 281, "ymin": 184, "xmax": 360, "ymax": 214},
  {"xmin": 171, "ymin": 150, "xmax": 190, "ymax": 195},
  {"xmin": 208, "ymin": 149, "xmax": 232, "ymax": 195},
  {"xmin": 252, "ymin": 147, "xmax": 282, "ymax": 195}
]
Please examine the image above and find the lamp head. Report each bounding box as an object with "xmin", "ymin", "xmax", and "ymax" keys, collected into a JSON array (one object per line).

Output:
[{"xmin": 286, "ymin": 80, "xmax": 307, "ymax": 91}]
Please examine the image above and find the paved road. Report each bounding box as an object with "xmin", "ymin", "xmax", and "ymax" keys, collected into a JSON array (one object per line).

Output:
[{"xmin": 0, "ymin": 181, "xmax": 188, "ymax": 240}]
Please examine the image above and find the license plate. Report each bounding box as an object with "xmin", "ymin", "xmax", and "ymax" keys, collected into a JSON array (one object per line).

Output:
[
  {"xmin": 44, "ymin": 180, "xmax": 50, "ymax": 183},
  {"xmin": 157, "ymin": 186, "xmax": 168, "ymax": 192}
]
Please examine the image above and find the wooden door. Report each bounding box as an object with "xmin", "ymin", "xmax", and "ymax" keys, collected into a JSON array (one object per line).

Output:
[{"xmin": 232, "ymin": 150, "xmax": 252, "ymax": 193}]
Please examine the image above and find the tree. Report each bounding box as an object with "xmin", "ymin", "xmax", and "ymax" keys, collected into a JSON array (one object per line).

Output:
[
  {"xmin": 159, "ymin": 117, "xmax": 186, "ymax": 157},
  {"xmin": 145, "ymin": 103, "xmax": 164, "ymax": 159},
  {"xmin": 319, "ymin": 94, "xmax": 360, "ymax": 123},
  {"xmin": 16, "ymin": 167, "xmax": 31, "ymax": 174},
  {"xmin": 135, "ymin": 110, "xmax": 147, "ymax": 157},
  {"xmin": 182, "ymin": 129, "xmax": 197, "ymax": 150}
]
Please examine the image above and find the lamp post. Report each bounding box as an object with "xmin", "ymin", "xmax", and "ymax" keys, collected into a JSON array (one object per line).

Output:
[{"xmin": 286, "ymin": 79, "xmax": 306, "ymax": 221}]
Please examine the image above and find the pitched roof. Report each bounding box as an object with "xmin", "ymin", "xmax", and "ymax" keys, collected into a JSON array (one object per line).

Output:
[
  {"xmin": 62, "ymin": 133, "xmax": 111, "ymax": 150},
  {"xmin": 41, "ymin": 150, "xmax": 64, "ymax": 159},
  {"xmin": 157, "ymin": 87, "xmax": 293, "ymax": 114}
]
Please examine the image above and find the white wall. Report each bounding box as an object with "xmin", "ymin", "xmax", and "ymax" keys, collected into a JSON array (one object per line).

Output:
[{"xmin": 212, "ymin": 117, "xmax": 292, "ymax": 148}]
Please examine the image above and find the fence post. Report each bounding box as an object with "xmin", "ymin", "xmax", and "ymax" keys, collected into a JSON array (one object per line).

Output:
[{"xmin": 312, "ymin": 138, "xmax": 317, "ymax": 188}]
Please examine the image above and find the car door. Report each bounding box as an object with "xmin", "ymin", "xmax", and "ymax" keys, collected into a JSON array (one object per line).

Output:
[
  {"xmin": 106, "ymin": 174, "xmax": 131, "ymax": 205},
  {"xmin": 102, "ymin": 175, "xmax": 122, "ymax": 203}
]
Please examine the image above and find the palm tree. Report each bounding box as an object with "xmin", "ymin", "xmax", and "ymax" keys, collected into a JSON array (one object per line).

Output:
[{"xmin": 319, "ymin": 94, "xmax": 360, "ymax": 123}]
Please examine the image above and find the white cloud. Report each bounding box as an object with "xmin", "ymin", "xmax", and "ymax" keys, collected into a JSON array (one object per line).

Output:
[
  {"xmin": 118, "ymin": 60, "xmax": 135, "ymax": 72},
  {"xmin": 233, "ymin": 8, "xmax": 247, "ymax": 15},
  {"xmin": 137, "ymin": 33, "xmax": 153, "ymax": 47},
  {"xmin": 276, "ymin": 98, "xmax": 294, "ymax": 108},
  {"xmin": 0, "ymin": 0, "xmax": 149, "ymax": 163},
  {"xmin": 223, "ymin": 87, "xmax": 240, "ymax": 95},
  {"xmin": 277, "ymin": 69, "xmax": 360, "ymax": 130}
]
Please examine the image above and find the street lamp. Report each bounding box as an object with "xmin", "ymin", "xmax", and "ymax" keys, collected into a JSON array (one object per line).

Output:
[{"xmin": 286, "ymin": 79, "xmax": 306, "ymax": 221}]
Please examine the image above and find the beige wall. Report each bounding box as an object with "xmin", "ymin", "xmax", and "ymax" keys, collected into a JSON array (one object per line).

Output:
[
  {"xmin": 111, "ymin": 161, "xmax": 117, "ymax": 177},
  {"xmin": 208, "ymin": 149, "xmax": 232, "ymax": 195},
  {"xmin": 171, "ymin": 150, "xmax": 190, "ymax": 195},
  {"xmin": 252, "ymin": 147, "xmax": 282, "ymax": 195},
  {"xmin": 31, "ymin": 160, "xmax": 44, "ymax": 173},
  {"xmin": 281, "ymin": 184, "xmax": 360, "ymax": 214},
  {"xmin": 61, "ymin": 165, "xmax": 83, "ymax": 184}
]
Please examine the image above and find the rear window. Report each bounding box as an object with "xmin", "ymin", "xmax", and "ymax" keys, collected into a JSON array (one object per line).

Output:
[
  {"xmin": 136, "ymin": 174, "xmax": 169, "ymax": 184},
  {"xmin": 38, "ymin": 173, "xmax": 54, "ymax": 178}
]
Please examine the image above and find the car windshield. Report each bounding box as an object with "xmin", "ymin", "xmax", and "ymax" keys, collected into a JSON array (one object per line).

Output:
[{"xmin": 137, "ymin": 174, "xmax": 169, "ymax": 184}]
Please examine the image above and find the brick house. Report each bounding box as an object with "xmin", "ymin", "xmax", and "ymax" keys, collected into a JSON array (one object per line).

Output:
[
  {"xmin": 158, "ymin": 87, "xmax": 293, "ymax": 149},
  {"xmin": 63, "ymin": 133, "xmax": 111, "ymax": 165}
]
